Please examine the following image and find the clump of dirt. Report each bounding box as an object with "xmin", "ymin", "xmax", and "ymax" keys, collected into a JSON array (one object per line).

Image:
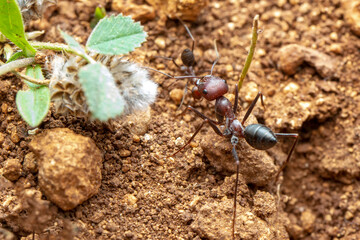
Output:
[{"xmin": 1, "ymin": 0, "xmax": 360, "ymax": 239}]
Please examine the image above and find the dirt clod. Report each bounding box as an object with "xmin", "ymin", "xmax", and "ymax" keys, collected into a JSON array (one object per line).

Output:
[
  {"xmin": 2, "ymin": 158, "xmax": 22, "ymax": 182},
  {"xmin": 343, "ymin": 0, "xmax": 360, "ymax": 36},
  {"xmin": 277, "ymin": 44, "xmax": 338, "ymax": 78},
  {"xmin": 29, "ymin": 128, "xmax": 102, "ymax": 210}
]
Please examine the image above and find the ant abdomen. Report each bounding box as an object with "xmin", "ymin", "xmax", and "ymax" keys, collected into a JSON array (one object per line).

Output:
[
  {"xmin": 181, "ymin": 48, "xmax": 196, "ymax": 67},
  {"xmin": 244, "ymin": 124, "xmax": 277, "ymax": 150}
]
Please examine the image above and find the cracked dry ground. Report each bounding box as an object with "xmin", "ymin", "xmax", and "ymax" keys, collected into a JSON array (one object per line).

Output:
[{"xmin": 1, "ymin": 0, "xmax": 360, "ymax": 239}]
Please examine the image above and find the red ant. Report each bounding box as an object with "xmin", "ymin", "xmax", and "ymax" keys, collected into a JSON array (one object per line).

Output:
[
  {"xmin": 171, "ymin": 84, "xmax": 299, "ymax": 239},
  {"xmin": 158, "ymin": 18, "xmax": 299, "ymax": 240},
  {"xmin": 150, "ymin": 16, "xmax": 299, "ymax": 239}
]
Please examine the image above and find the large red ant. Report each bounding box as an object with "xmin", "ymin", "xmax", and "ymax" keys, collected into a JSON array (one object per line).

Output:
[
  {"xmin": 150, "ymin": 15, "xmax": 299, "ymax": 239},
  {"xmin": 158, "ymin": 16, "xmax": 299, "ymax": 239}
]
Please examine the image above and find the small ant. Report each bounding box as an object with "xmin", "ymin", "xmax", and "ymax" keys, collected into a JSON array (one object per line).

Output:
[{"xmin": 159, "ymin": 18, "xmax": 220, "ymax": 109}]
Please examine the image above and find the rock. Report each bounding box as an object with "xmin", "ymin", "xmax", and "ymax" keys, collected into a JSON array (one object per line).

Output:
[
  {"xmin": 29, "ymin": 128, "xmax": 102, "ymax": 211},
  {"xmin": 200, "ymin": 114, "xmax": 277, "ymax": 186},
  {"xmin": 2, "ymin": 158, "xmax": 22, "ymax": 181},
  {"xmin": 343, "ymin": 0, "xmax": 360, "ymax": 37},
  {"xmin": 112, "ymin": 0, "xmax": 156, "ymax": 23},
  {"xmin": 146, "ymin": 0, "xmax": 208, "ymax": 22},
  {"xmin": 277, "ymin": 44, "xmax": 338, "ymax": 78}
]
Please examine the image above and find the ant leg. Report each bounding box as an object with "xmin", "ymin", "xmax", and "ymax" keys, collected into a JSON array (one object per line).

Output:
[
  {"xmin": 144, "ymin": 67, "xmax": 203, "ymax": 80},
  {"xmin": 233, "ymin": 84, "xmax": 239, "ymax": 115},
  {"xmin": 178, "ymin": 17, "xmax": 195, "ymax": 52},
  {"xmin": 170, "ymin": 106, "xmax": 223, "ymax": 157},
  {"xmin": 241, "ymin": 91, "xmax": 265, "ymax": 125},
  {"xmin": 177, "ymin": 81, "xmax": 188, "ymax": 110},
  {"xmin": 274, "ymin": 133, "xmax": 299, "ymax": 182},
  {"xmin": 210, "ymin": 39, "xmax": 220, "ymax": 75},
  {"xmin": 155, "ymin": 56, "xmax": 181, "ymax": 69},
  {"xmin": 231, "ymin": 142, "xmax": 240, "ymax": 240}
]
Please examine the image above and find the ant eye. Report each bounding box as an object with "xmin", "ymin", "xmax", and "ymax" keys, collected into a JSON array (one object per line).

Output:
[{"xmin": 203, "ymin": 89, "xmax": 208, "ymax": 94}]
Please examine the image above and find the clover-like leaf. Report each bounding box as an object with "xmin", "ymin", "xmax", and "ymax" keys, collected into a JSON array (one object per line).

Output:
[
  {"xmin": 59, "ymin": 29, "xmax": 86, "ymax": 56},
  {"xmin": 16, "ymin": 65, "xmax": 50, "ymax": 127},
  {"xmin": 86, "ymin": 14, "xmax": 147, "ymax": 55},
  {"xmin": 0, "ymin": 0, "xmax": 36, "ymax": 57},
  {"xmin": 78, "ymin": 63, "xmax": 124, "ymax": 121}
]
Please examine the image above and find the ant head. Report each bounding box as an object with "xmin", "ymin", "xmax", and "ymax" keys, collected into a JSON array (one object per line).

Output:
[
  {"xmin": 181, "ymin": 48, "xmax": 195, "ymax": 67},
  {"xmin": 198, "ymin": 76, "xmax": 228, "ymax": 101},
  {"xmin": 191, "ymin": 86, "xmax": 202, "ymax": 100}
]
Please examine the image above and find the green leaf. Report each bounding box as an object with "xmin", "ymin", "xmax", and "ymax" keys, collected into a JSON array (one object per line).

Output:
[
  {"xmin": 86, "ymin": 14, "xmax": 147, "ymax": 55},
  {"xmin": 16, "ymin": 86, "xmax": 50, "ymax": 127},
  {"xmin": 0, "ymin": 0, "xmax": 36, "ymax": 57},
  {"xmin": 78, "ymin": 63, "xmax": 124, "ymax": 121},
  {"xmin": 24, "ymin": 64, "xmax": 45, "ymax": 88},
  {"xmin": 59, "ymin": 29, "xmax": 86, "ymax": 56},
  {"xmin": 6, "ymin": 51, "xmax": 26, "ymax": 63}
]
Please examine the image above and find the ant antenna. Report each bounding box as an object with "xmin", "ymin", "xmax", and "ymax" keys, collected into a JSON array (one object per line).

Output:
[
  {"xmin": 210, "ymin": 39, "xmax": 220, "ymax": 76},
  {"xmin": 177, "ymin": 17, "xmax": 195, "ymax": 52}
]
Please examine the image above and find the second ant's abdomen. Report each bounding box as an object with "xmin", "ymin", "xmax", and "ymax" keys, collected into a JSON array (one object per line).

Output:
[{"xmin": 244, "ymin": 124, "xmax": 277, "ymax": 150}]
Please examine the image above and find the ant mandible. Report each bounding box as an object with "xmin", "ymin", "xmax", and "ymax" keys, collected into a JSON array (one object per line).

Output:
[{"xmin": 165, "ymin": 17, "xmax": 299, "ymax": 240}]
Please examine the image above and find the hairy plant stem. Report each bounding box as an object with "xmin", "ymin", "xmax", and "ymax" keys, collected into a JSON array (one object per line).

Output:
[
  {"xmin": 0, "ymin": 57, "xmax": 35, "ymax": 75},
  {"xmin": 238, "ymin": 15, "xmax": 259, "ymax": 91},
  {"xmin": 0, "ymin": 59, "xmax": 50, "ymax": 85}
]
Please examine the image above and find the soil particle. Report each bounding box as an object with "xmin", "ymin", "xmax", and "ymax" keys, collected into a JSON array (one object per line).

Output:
[
  {"xmin": 2, "ymin": 158, "xmax": 22, "ymax": 182},
  {"xmin": 0, "ymin": 227, "xmax": 16, "ymax": 240},
  {"xmin": 22, "ymin": 152, "xmax": 38, "ymax": 174},
  {"xmin": 300, "ymin": 209, "xmax": 316, "ymax": 233},
  {"xmin": 28, "ymin": 128, "xmax": 102, "ymax": 210},
  {"xmin": 201, "ymin": 114, "xmax": 277, "ymax": 186},
  {"xmin": 276, "ymin": 44, "xmax": 338, "ymax": 78}
]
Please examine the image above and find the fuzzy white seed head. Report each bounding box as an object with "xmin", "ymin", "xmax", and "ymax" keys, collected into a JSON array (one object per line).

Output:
[{"xmin": 46, "ymin": 54, "xmax": 158, "ymax": 119}]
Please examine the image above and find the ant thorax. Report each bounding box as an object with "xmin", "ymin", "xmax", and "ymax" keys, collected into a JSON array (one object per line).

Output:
[{"xmin": 229, "ymin": 119, "xmax": 244, "ymax": 137}]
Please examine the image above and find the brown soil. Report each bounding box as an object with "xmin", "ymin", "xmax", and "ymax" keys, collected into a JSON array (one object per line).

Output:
[{"xmin": 1, "ymin": 0, "xmax": 360, "ymax": 239}]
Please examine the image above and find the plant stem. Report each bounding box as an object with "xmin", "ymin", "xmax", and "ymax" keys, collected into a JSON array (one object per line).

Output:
[
  {"xmin": 0, "ymin": 57, "xmax": 35, "ymax": 75},
  {"xmin": 30, "ymin": 41, "xmax": 78, "ymax": 55},
  {"xmin": 0, "ymin": 59, "xmax": 50, "ymax": 85},
  {"xmin": 30, "ymin": 41, "xmax": 95, "ymax": 63},
  {"xmin": 238, "ymin": 15, "xmax": 259, "ymax": 91}
]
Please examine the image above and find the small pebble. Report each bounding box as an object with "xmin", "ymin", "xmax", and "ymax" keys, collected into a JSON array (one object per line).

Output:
[
  {"xmin": 155, "ymin": 37, "xmax": 166, "ymax": 49},
  {"xmin": 283, "ymin": 82, "xmax": 300, "ymax": 93},
  {"xmin": 330, "ymin": 43, "xmax": 342, "ymax": 54},
  {"xmin": 133, "ymin": 135, "xmax": 140, "ymax": 143},
  {"xmin": 120, "ymin": 149, "xmax": 132, "ymax": 157},
  {"xmin": 123, "ymin": 194, "xmax": 138, "ymax": 206},
  {"xmin": 23, "ymin": 152, "xmax": 38, "ymax": 173},
  {"xmin": 329, "ymin": 32, "xmax": 338, "ymax": 41},
  {"xmin": 169, "ymin": 88, "xmax": 184, "ymax": 105}
]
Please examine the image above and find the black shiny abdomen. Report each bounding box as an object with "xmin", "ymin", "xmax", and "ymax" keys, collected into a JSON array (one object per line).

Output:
[{"xmin": 244, "ymin": 124, "xmax": 277, "ymax": 150}]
